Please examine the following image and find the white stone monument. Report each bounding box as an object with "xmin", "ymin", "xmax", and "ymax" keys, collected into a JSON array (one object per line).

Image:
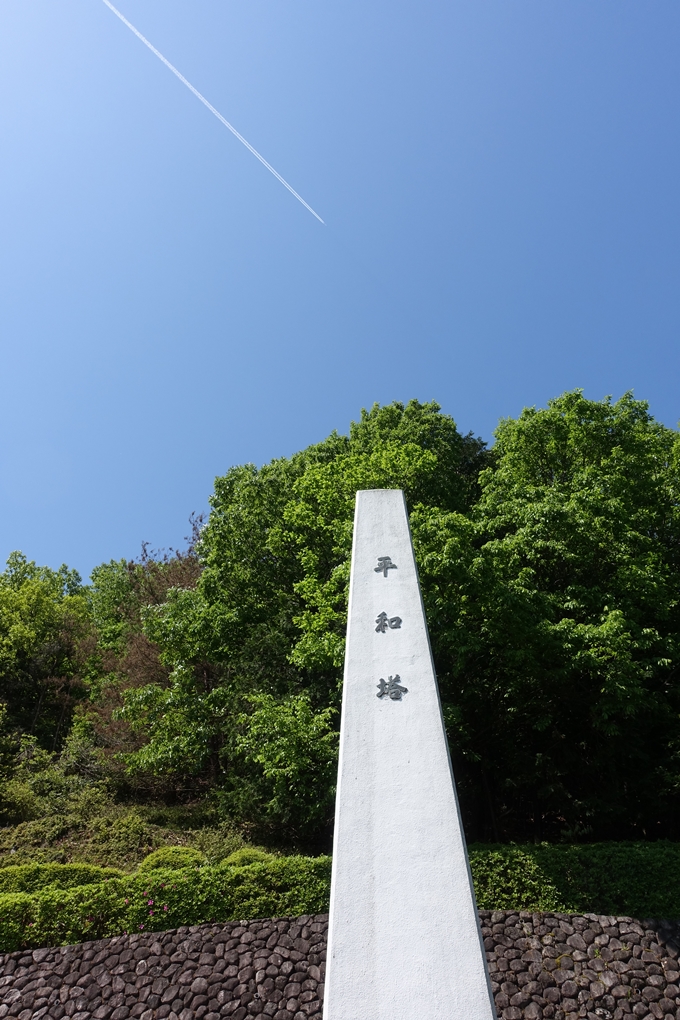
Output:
[{"xmin": 323, "ymin": 489, "xmax": 495, "ymax": 1020}]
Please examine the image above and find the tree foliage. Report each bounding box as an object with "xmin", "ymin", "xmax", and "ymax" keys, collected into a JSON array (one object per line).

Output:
[
  {"xmin": 414, "ymin": 391, "xmax": 680, "ymax": 841},
  {"xmin": 0, "ymin": 554, "xmax": 86, "ymax": 754},
  {"xmin": 1, "ymin": 393, "xmax": 679, "ymax": 851},
  {"xmin": 120, "ymin": 400, "xmax": 488, "ymax": 846}
]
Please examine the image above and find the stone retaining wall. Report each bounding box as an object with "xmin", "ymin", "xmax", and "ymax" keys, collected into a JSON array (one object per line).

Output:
[
  {"xmin": 482, "ymin": 910, "xmax": 680, "ymax": 1020},
  {"xmin": 0, "ymin": 917, "xmax": 326, "ymax": 1020},
  {"xmin": 1, "ymin": 911, "xmax": 680, "ymax": 1020}
]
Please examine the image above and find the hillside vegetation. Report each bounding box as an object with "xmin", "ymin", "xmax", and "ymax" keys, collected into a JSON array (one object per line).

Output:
[{"xmin": 1, "ymin": 391, "xmax": 679, "ymax": 867}]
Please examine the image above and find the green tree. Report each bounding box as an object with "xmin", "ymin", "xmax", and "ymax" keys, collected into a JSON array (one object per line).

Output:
[
  {"xmin": 0, "ymin": 553, "xmax": 87, "ymax": 751},
  {"xmin": 121, "ymin": 401, "xmax": 487, "ymax": 846},
  {"xmin": 117, "ymin": 392, "xmax": 680, "ymax": 847},
  {"xmin": 413, "ymin": 391, "xmax": 680, "ymax": 841}
]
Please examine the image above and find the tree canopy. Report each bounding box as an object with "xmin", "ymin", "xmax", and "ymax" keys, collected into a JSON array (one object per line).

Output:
[
  {"xmin": 1, "ymin": 392, "xmax": 679, "ymax": 851},
  {"xmin": 0, "ymin": 553, "xmax": 86, "ymax": 754}
]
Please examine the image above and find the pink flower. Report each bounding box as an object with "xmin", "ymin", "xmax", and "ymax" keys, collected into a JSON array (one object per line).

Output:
[
  {"xmin": 148, "ymin": 899, "xmax": 153, "ymax": 906},
  {"xmin": 139, "ymin": 923, "xmax": 145, "ymax": 930},
  {"xmin": 163, "ymin": 905, "xmax": 168, "ymax": 911},
  {"xmin": 124, "ymin": 899, "xmax": 129, "ymax": 905}
]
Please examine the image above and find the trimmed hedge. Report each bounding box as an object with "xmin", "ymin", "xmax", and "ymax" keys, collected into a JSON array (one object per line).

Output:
[
  {"xmin": 0, "ymin": 864, "xmax": 124, "ymax": 895},
  {"xmin": 137, "ymin": 848, "xmax": 205, "ymax": 872},
  {"xmin": 0, "ymin": 855, "xmax": 332, "ymax": 951},
  {"xmin": 468, "ymin": 841, "xmax": 680, "ymax": 918},
  {"xmin": 2, "ymin": 843, "xmax": 680, "ymax": 952}
]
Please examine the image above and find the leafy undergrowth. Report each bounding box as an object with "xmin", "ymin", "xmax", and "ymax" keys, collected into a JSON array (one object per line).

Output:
[
  {"xmin": 0, "ymin": 807, "xmax": 246, "ymax": 872},
  {"xmin": 0, "ymin": 754, "xmax": 247, "ymax": 872}
]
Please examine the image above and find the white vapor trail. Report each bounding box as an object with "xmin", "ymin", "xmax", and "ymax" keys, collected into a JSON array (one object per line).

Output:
[{"xmin": 101, "ymin": 0, "xmax": 325, "ymax": 224}]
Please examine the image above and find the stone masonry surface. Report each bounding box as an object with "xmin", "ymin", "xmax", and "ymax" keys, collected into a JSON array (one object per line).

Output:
[
  {"xmin": 0, "ymin": 916, "xmax": 326, "ymax": 1020},
  {"xmin": 2, "ymin": 911, "xmax": 680, "ymax": 1020}
]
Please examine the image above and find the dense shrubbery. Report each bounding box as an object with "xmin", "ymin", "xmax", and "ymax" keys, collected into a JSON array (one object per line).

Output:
[
  {"xmin": 468, "ymin": 842, "xmax": 680, "ymax": 917},
  {"xmin": 0, "ymin": 794, "xmax": 245, "ymax": 872},
  {"xmin": 2, "ymin": 842, "xmax": 680, "ymax": 952},
  {"xmin": 137, "ymin": 847, "xmax": 206, "ymax": 872},
  {"xmin": 0, "ymin": 739, "xmax": 246, "ymax": 871},
  {"xmin": 0, "ymin": 855, "xmax": 332, "ymax": 951},
  {"xmin": 0, "ymin": 864, "xmax": 124, "ymax": 894}
]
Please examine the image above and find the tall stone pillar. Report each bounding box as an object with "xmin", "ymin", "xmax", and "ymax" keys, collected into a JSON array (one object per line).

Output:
[{"xmin": 323, "ymin": 489, "xmax": 495, "ymax": 1020}]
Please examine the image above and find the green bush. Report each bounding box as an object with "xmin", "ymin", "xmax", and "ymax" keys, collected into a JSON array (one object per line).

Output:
[
  {"xmin": 0, "ymin": 882, "xmax": 129, "ymax": 951},
  {"xmin": 469, "ymin": 846, "xmax": 565, "ymax": 912},
  {"xmin": 138, "ymin": 847, "xmax": 206, "ymax": 872},
  {"xmin": 0, "ymin": 863, "xmax": 124, "ymax": 894},
  {"xmin": 0, "ymin": 855, "xmax": 332, "ymax": 951},
  {"xmin": 469, "ymin": 842, "xmax": 680, "ymax": 917},
  {"xmin": 222, "ymin": 849, "xmax": 275, "ymax": 867}
]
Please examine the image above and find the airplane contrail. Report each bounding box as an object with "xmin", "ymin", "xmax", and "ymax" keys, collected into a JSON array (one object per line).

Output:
[{"xmin": 101, "ymin": 0, "xmax": 325, "ymax": 224}]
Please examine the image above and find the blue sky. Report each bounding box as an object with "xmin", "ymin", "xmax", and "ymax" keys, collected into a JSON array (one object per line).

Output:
[{"xmin": 1, "ymin": 0, "xmax": 679, "ymax": 579}]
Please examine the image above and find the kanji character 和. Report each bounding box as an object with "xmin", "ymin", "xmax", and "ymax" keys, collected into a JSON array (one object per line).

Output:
[{"xmin": 375, "ymin": 612, "xmax": 403, "ymax": 633}]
